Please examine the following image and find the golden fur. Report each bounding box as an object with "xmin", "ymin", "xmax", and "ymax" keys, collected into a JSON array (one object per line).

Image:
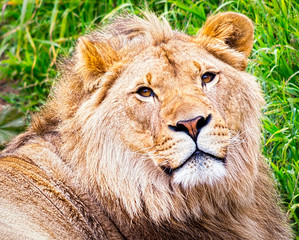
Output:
[{"xmin": 0, "ymin": 12, "xmax": 292, "ymax": 239}]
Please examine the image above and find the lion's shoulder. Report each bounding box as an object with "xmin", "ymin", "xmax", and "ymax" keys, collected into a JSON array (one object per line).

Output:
[
  {"xmin": 0, "ymin": 150, "xmax": 123, "ymax": 240},
  {"xmin": 0, "ymin": 155, "xmax": 77, "ymax": 238}
]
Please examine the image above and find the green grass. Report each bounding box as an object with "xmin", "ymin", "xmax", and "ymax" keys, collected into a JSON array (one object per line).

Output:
[{"xmin": 0, "ymin": 0, "xmax": 298, "ymax": 237}]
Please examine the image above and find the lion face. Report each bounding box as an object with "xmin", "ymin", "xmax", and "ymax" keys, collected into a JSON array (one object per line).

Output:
[
  {"xmin": 69, "ymin": 12, "xmax": 262, "ymax": 192},
  {"xmin": 116, "ymin": 45, "xmax": 232, "ymax": 188}
]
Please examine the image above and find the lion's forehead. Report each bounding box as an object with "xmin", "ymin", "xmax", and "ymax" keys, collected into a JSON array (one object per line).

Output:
[{"xmin": 122, "ymin": 43, "xmax": 221, "ymax": 89}]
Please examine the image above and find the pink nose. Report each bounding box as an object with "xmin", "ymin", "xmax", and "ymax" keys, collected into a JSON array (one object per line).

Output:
[{"xmin": 170, "ymin": 114, "xmax": 211, "ymax": 141}]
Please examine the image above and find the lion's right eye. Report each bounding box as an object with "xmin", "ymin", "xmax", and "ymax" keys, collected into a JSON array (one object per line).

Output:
[
  {"xmin": 201, "ymin": 72, "xmax": 216, "ymax": 84},
  {"xmin": 136, "ymin": 87, "xmax": 155, "ymax": 97}
]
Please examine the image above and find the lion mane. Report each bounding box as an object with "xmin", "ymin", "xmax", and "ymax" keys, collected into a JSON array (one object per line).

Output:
[{"xmin": 0, "ymin": 12, "xmax": 292, "ymax": 239}]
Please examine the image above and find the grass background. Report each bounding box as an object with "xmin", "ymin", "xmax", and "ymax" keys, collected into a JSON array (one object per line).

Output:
[{"xmin": 0, "ymin": 0, "xmax": 298, "ymax": 237}]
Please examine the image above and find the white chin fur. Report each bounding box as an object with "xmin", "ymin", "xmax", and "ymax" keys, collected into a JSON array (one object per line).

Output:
[{"xmin": 172, "ymin": 153, "xmax": 226, "ymax": 189}]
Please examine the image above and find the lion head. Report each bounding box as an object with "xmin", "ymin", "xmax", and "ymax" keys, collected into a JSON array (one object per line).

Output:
[{"xmin": 27, "ymin": 12, "xmax": 291, "ymax": 238}]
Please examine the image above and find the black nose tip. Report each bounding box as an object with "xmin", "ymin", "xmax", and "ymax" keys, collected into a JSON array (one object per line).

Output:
[{"xmin": 169, "ymin": 114, "xmax": 211, "ymax": 141}]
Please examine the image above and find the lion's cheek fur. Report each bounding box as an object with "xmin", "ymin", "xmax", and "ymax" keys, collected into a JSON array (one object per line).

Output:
[{"xmin": 57, "ymin": 95, "xmax": 206, "ymax": 222}]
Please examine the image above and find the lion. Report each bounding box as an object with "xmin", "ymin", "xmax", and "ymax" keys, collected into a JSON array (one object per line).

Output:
[{"xmin": 0, "ymin": 12, "xmax": 292, "ymax": 239}]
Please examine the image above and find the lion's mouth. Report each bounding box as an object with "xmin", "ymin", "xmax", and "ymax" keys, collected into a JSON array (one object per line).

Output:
[{"xmin": 161, "ymin": 150, "xmax": 225, "ymax": 175}]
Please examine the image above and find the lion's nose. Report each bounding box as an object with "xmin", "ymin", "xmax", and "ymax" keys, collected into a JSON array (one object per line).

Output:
[{"xmin": 169, "ymin": 114, "xmax": 211, "ymax": 141}]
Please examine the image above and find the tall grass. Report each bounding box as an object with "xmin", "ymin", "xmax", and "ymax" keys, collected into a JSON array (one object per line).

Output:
[{"xmin": 0, "ymin": 0, "xmax": 298, "ymax": 237}]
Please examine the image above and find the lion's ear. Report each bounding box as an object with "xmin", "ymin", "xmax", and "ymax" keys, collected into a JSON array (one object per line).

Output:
[
  {"xmin": 198, "ymin": 12, "xmax": 254, "ymax": 70},
  {"xmin": 76, "ymin": 37, "xmax": 118, "ymax": 92}
]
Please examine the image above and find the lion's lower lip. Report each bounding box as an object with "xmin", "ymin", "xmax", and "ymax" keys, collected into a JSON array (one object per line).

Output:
[{"xmin": 161, "ymin": 150, "xmax": 225, "ymax": 175}]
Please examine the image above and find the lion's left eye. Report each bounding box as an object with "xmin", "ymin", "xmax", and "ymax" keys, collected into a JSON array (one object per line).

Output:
[
  {"xmin": 201, "ymin": 72, "xmax": 216, "ymax": 84},
  {"xmin": 137, "ymin": 87, "xmax": 155, "ymax": 97}
]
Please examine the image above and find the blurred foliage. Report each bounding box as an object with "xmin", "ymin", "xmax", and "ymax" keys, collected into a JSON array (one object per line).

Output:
[{"xmin": 0, "ymin": 105, "xmax": 26, "ymax": 149}]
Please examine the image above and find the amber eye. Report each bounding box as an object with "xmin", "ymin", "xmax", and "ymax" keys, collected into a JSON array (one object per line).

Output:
[
  {"xmin": 137, "ymin": 87, "xmax": 154, "ymax": 97},
  {"xmin": 201, "ymin": 72, "xmax": 216, "ymax": 84}
]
